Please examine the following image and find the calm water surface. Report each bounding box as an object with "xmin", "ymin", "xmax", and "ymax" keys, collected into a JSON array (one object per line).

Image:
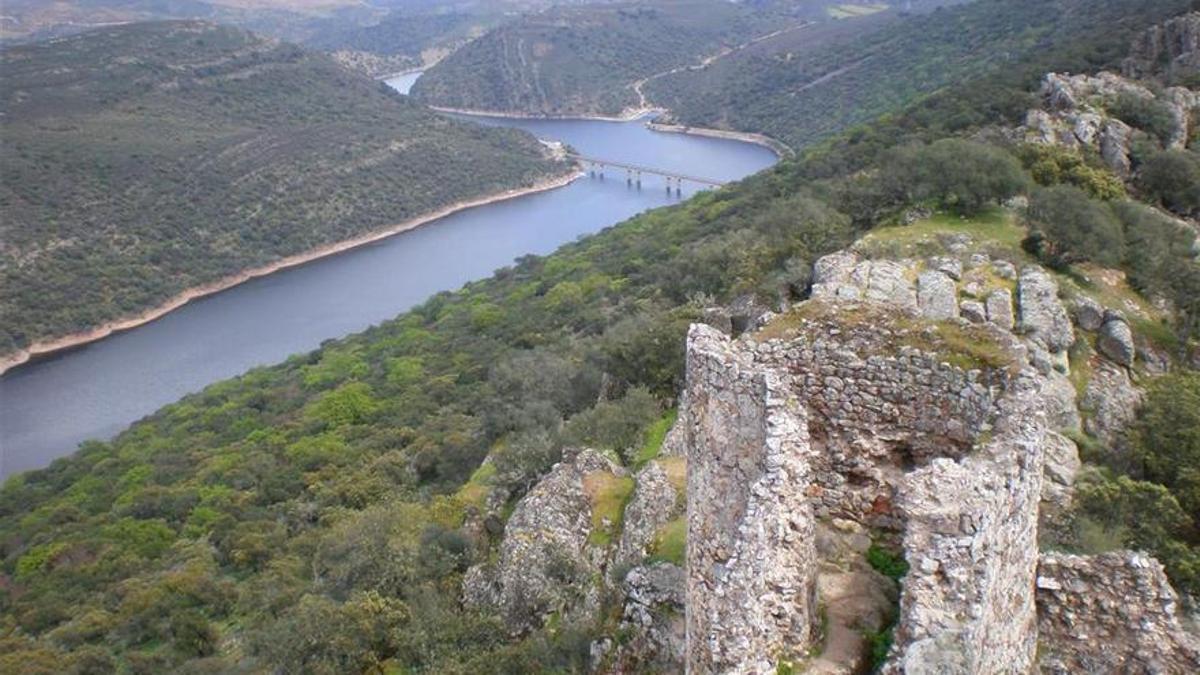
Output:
[{"xmin": 0, "ymin": 75, "xmax": 776, "ymax": 478}]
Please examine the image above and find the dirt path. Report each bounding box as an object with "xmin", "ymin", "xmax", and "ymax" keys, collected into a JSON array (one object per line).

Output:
[{"xmin": 631, "ymin": 21, "xmax": 813, "ymax": 108}]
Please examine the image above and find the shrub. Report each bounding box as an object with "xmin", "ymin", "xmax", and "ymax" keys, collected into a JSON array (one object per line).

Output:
[
  {"xmin": 1137, "ymin": 150, "xmax": 1200, "ymax": 215},
  {"xmin": 886, "ymin": 139, "xmax": 1029, "ymax": 215},
  {"xmin": 1107, "ymin": 92, "xmax": 1178, "ymax": 145},
  {"xmin": 1023, "ymin": 185, "xmax": 1124, "ymax": 268},
  {"xmin": 1131, "ymin": 373, "xmax": 1200, "ymax": 517}
]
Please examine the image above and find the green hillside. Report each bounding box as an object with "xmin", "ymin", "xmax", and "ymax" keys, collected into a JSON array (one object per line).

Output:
[
  {"xmin": 0, "ymin": 21, "xmax": 567, "ymax": 357},
  {"xmin": 410, "ymin": 0, "xmax": 801, "ymax": 116},
  {"xmin": 647, "ymin": 0, "xmax": 1197, "ymax": 150},
  {"xmin": 3, "ymin": 6, "xmax": 1199, "ymax": 672}
]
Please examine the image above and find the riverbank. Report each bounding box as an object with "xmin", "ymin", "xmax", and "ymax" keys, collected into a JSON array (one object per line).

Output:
[
  {"xmin": 0, "ymin": 170, "xmax": 582, "ymax": 377},
  {"xmin": 429, "ymin": 104, "xmax": 666, "ymax": 123},
  {"xmin": 646, "ymin": 121, "xmax": 793, "ymax": 158}
]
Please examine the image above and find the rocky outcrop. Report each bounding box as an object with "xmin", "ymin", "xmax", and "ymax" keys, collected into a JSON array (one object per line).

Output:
[
  {"xmin": 615, "ymin": 460, "xmax": 683, "ymax": 575},
  {"xmin": 1037, "ymin": 552, "xmax": 1200, "ymax": 673},
  {"xmin": 1018, "ymin": 267, "xmax": 1075, "ymax": 355},
  {"xmin": 1081, "ymin": 360, "xmax": 1142, "ymax": 447},
  {"xmin": 684, "ymin": 324, "xmax": 818, "ymax": 673},
  {"xmin": 462, "ymin": 449, "xmax": 622, "ymax": 634},
  {"xmin": 1124, "ymin": 12, "xmax": 1200, "ymax": 80},
  {"xmin": 611, "ymin": 563, "xmax": 687, "ymax": 672},
  {"xmin": 917, "ymin": 270, "xmax": 959, "ymax": 320},
  {"xmin": 1040, "ymin": 430, "xmax": 1081, "ymax": 514}
]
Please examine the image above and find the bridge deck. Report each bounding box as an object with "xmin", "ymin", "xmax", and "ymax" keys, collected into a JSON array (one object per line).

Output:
[{"xmin": 570, "ymin": 154, "xmax": 726, "ymax": 186}]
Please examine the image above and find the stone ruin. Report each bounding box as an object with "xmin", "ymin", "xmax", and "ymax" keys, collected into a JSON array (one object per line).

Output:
[
  {"xmin": 681, "ymin": 301, "xmax": 1047, "ymax": 673},
  {"xmin": 675, "ymin": 241, "xmax": 1200, "ymax": 673}
]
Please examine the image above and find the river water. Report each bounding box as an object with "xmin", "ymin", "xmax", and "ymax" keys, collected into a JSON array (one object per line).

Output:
[{"xmin": 0, "ymin": 74, "xmax": 776, "ymax": 479}]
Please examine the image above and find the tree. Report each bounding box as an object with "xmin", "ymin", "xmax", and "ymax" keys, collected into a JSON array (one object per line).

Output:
[
  {"xmin": 1023, "ymin": 185, "xmax": 1124, "ymax": 268},
  {"xmin": 1137, "ymin": 150, "xmax": 1200, "ymax": 215},
  {"xmin": 887, "ymin": 139, "xmax": 1029, "ymax": 215},
  {"xmin": 1131, "ymin": 372, "xmax": 1200, "ymax": 519}
]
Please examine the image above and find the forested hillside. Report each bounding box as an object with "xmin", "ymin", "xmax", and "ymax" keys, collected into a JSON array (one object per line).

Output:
[
  {"xmin": 0, "ymin": 21, "xmax": 567, "ymax": 359},
  {"xmin": 410, "ymin": 0, "xmax": 805, "ymax": 116},
  {"xmin": 3, "ymin": 6, "xmax": 1199, "ymax": 671},
  {"xmin": 647, "ymin": 0, "xmax": 1198, "ymax": 150}
]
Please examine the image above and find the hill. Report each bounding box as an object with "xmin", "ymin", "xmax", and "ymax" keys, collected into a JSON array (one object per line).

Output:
[
  {"xmin": 0, "ymin": 21, "xmax": 568, "ymax": 362},
  {"xmin": 646, "ymin": 0, "xmax": 1198, "ymax": 150},
  {"xmin": 410, "ymin": 0, "xmax": 805, "ymax": 116},
  {"xmin": 1, "ymin": 7, "xmax": 1198, "ymax": 673}
]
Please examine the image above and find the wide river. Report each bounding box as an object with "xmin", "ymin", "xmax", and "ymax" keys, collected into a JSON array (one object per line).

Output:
[{"xmin": 0, "ymin": 74, "xmax": 776, "ymax": 479}]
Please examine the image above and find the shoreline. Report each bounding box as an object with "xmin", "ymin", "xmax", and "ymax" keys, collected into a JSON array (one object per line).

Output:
[
  {"xmin": 0, "ymin": 169, "xmax": 582, "ymax": 378},
  {"xmin": 646, "ymin": 121, "xmax": 792, "ymax": 158},
  {"xmin": 430, "ymin": 104, "xmax": 666, "ymax": 123},
  {"xmin": 430, "ymin": 104, "xmax": 791, "ymax": 157}
]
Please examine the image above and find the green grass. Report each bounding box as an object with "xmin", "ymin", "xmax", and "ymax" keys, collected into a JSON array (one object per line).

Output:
[
  {"xmin": 857, "ymin": 208, "xmax": 1026, "ymax": 258},
  {"xmin": 584, "ymin": 471, "xmax": 636, "ymax": 546},
  {"xmin": 866, "ymin": 543, "xmax": 908, "ymax": 581},
  {"xmin": 648, "ymin": 517, "xmax": 687, "ymax": 565},
  {"xmin": 632, "ymin": 410, "xmax": 678, "ymax": 469}
]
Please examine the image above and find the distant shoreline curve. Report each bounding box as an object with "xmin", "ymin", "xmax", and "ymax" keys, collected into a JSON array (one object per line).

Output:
[
  {"xmin": 0, "ymin": 170, "xmax": 581, "ymax": 377},
  {"xmin": 426, "ymin": 104, "xmax": 790, "ymax": 157}
]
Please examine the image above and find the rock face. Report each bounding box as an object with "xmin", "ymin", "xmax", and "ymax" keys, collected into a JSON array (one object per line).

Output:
[
  {"xmin": 1018, "ymin": 267, "xmax": 1075, "ymax": 355},
  {"xmin": 684, "ymin": 324, "xmax": 818, "ymax": 673},
  {"xmin": 1124, "ymin": 12, "xmax": 1200, "ymax": 79},
  {"xmin": 461, "ymin": 449, "xmax": 622, "ymax": 634},
  {"xmin": 612, "ymin": 563, "xmax": 687, "ymax": 673},
  {"xmin": 1081, "ymin": 360, "xmax": 1142, "ymax": 447},
  {"xmin": 1037, "ymin": 552, "xmax": 1200, "ymax": 673},
  {"xmin": 615, "ymin": 460, "xmax": 682, "ymax": 575}
]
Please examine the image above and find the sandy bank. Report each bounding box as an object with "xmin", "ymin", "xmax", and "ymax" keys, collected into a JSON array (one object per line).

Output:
[
  {"xmin": 429, "ymin": 104, "xmax": 666, "ymax": 123},
  {"xmin": 646, "ymin": 121, "xmax": 792, "ymax": 158},
  {"xmin": 0, "ymin": 170, "xmax": 582, "ymax": 377}
]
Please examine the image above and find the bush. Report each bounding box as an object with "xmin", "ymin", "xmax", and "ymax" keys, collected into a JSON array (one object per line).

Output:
[
  {"xmin": 1137, "ymin": 150, "xmax": 1200, "ymax": 215},
  {"xmin": 1131, "ymin": 373, "xmax": 1200, "ymax": 518},
  {"xmin": 1019, "ymin": 143, "xmax": 1125, "ymax": 200},
  {"xmin": 1107, "ymin": 92, "xmax": 1178, "ymax": 145},
  {"xmin": 1023, "ymin": 185, "xmax": 1124, "ymax": 268},
  {"xmin": 886, "ymin": 139, "xmax": 1029, "ymax": 215}
]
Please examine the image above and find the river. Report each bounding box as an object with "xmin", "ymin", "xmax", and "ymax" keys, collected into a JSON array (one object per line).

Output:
[{"xmin": 0, "ymin": 74, "xmax": 776, "ymax": 479}]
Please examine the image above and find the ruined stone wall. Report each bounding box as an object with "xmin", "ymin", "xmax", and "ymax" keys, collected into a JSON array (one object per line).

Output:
[
  {"xmin": 683, "ymin": 324, "xmax": 818, "ymax": 673},
  {"xmin": 886, "ymin": 371, "xmax": 1046, "ymax": 674},
  {"xmin": 1038, "ymin": 552, "xmax": 1200, "ymax": 673},
  {"xmin": 744, "ymin": 329, "xmax": 1006, "ymax": 528}
]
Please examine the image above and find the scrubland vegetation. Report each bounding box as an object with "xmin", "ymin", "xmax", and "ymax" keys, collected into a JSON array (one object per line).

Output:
[{"xmin": 1, "ymin": 1, "xmax": 1199, "ymax": 672}]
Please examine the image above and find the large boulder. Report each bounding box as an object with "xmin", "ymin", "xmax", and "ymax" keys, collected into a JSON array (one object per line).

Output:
[
  {"xmin": 1097, "ymin": 315, "xmax": 1136, "ymax": 367},
  {"xmin": 462, "ymin": 449, "xmax": 623, "ymax": 634},
  {"xmin": 986, "ymin": 288, "xmax": 1015, "ymax": 331},
  {"xmin": 1018, "ymin": 267, "xmax": 1074, "ymax": 353},
  {"xmin": 917, "ymin": 270, "xmax": 958, "ymax": 320},
  {"xmin": 1072, "ymin": 296, "xmax": 1105, "ymax": 332},
  {"xmin": 1081, "ymin": 360, "xmax": 1142, "ymax": 447},
  {"xmin": 608, "ymin": 563, "xmax": 686, "ymax": 672}
]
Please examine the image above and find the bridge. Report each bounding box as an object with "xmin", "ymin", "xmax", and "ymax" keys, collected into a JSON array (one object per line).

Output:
[{"xmin": 569, "ymin": 154, "xmax": 726, "ymax": 194}]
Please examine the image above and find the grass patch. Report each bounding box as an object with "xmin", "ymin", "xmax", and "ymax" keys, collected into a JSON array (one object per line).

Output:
[
  {"xmin": 456, "ymin": 461, "xmax": 497, "ymax": 509},
  {"xmin": 632, "ymin": 409, "xmax": 678, "ymax": 468},
  {"xmin": 657, "ymin": 456, "xmax": 687, "ymax": 496},
  {"xmin": 755, "ymin": 301, "xmax": 1019, "ymax": 373},
  {"xmin": 648, "ymin": 516, "xmax": 687, "ymax": 565},
  {"xmin": 583, "ymin": 470, "xmax": 635, "ymax": 546},
  {"xmin": 866, "ymin": 543, "xmax": 909, "ymax": 581},
  {"xmin": 857, "ymin": 208, "xmax": 1026, "ymax": 258},
  {"xmin": 863, "ymin": 622, "xmax": 896, "ymax": 672}
]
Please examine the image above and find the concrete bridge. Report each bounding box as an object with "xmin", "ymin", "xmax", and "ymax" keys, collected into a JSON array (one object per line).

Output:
[{"xmin": 569, "ymin": 154, "xmax": 726, "ymax": 194}]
